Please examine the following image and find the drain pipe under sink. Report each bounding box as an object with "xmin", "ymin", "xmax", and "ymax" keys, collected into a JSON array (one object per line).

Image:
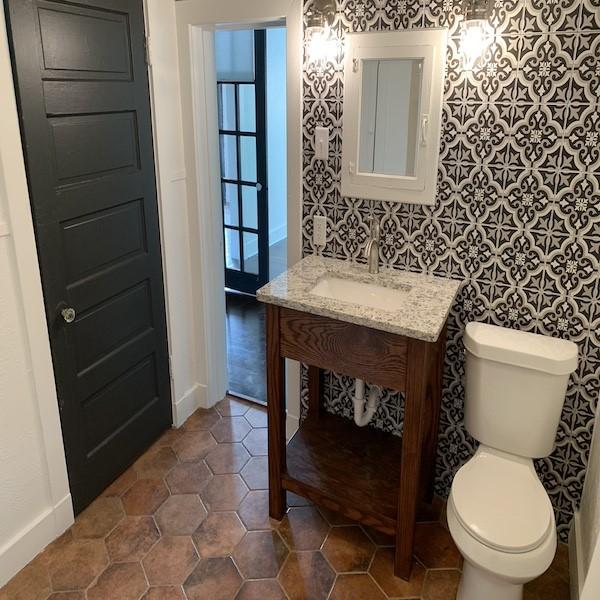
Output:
[{"xmin": 353, "ymin": 379, "xmax": 380, "ymax": 427}]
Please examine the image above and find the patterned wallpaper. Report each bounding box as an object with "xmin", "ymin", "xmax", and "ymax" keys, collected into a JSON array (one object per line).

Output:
[{"xmin": 300, "ymin": 0, "xmax": 600, "ymax": 540}]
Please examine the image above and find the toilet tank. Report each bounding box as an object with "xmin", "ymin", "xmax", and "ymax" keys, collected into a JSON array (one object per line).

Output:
[{"xmin": 464, "ymin": 322, "xmax": 578, "ymax": 459}]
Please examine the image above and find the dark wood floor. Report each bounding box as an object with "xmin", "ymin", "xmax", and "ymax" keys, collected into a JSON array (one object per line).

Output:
[{"xmin": 226, "ymin": 292, "xmax": 266, "ymax": 403}]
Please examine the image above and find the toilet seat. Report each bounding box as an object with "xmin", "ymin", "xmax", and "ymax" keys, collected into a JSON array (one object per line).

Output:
[{"xmin": 450, "ymin": 447, "xmax": 553, "ymax": 554}]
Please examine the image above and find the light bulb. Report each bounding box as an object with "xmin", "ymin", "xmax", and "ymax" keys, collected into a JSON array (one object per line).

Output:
[
  {"xmin": 460, "ymin": 19, "xmax": 493, "ymax": 71},
  {"xmin": 307, "ymin": 24, "xmax": 337, "ymax": 65}
]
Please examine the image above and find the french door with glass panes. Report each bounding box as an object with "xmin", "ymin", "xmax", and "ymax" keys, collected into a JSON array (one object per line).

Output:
[{"xmin": 218, "ymin": 30, "xmax": 268, "ymax": 295}]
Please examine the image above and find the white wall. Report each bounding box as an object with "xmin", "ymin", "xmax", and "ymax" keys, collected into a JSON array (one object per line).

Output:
[
  {"xmin": 145, "ymin": 0, "xmax": 205, "ymax": 426},
  {"xmin": 0, "ymin": 11, "xmax": 73, "ymax": 586},
  {"xmin": 266, "ymin": 27, "xmax": 287, "ymax": 248},
  {"xmin": 573, "ymin": 397, "xmax": 600, "ymax": 600},
  {"xmin": 175, "ymin": 0, "xmax": 303, "ymax": 435}
]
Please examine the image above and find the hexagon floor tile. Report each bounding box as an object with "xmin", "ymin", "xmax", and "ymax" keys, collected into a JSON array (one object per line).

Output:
[
  {"xmin": 184, "ymin": 557, "xmax": 242, "ymax": 600},
  {"xmin": 205, "ymin": 442, "xmax": 251, "ymax": 474},
  {"xmin": 233, "ymin": 531, "xmax": 288, "ymax": 579},
  {"xmin": 278, "ymin": 550, "xmax": 335, "ymax": 600},
  {"xmin": 155, "ymin": 494, "xmax": 207, "ymax": 536},
  {"xmin": 193, "ymin": 512, "xmax": 246, "ymax": 558},
  {"xmin": 87, "ymin": 562, "xmax": 147, "ymax": 600},
  {"xmin": 105, "ymin": 516, "xmax": 160, "ymax": 562},
  {"xmin": 277, "ymin": 506, "xmax": 330, "ymax": 551},
  {"xmin": 322, "ymin": 525, "xmax": 375, "ymax": 572},
  {"xmin": 210, "ymin": 416, "xmax": 252, "ymax": 443},
  {"xmin": 0, "ymin": 399, "xmax": 571, "ymax": 600},
  {"xmin": 240, "ymin": 456, "xmax": 268, "ymax": 490},
  {"xmin": 142, "ymin": 536, "xmax": 198, "ymax": 586}
]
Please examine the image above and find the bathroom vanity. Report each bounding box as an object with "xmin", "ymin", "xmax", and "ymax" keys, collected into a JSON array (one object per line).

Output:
[{"xmin": 257, "ymin": 255, "xmax": 460, "ymax": 579}]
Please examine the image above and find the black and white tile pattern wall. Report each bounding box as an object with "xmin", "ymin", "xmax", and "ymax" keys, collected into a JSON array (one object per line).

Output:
[{"xmin": 300, "ymin": 0, "xmax": 600, "ymax": 540}]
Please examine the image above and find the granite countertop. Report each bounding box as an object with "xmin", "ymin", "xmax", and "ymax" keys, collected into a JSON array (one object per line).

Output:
[{"xmin": 256, "ymin": 255, "xmax": 462, "ymax": 342}]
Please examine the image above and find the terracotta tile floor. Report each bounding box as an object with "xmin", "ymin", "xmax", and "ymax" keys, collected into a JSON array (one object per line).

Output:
[{"xmin": 0, "ymin": 397, "xmax": 571, "ymax": 600}]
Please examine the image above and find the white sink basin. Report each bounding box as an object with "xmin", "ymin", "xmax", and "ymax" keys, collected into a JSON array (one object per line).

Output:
[{"xmin": 310, "ymin": 274, "xmax": 411, "ymax": 312}]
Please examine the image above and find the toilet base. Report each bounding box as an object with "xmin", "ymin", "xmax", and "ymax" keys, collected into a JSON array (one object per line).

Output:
[{"xmin": 458, "ymin": 561, "xmax": 523, "ymax": 600}]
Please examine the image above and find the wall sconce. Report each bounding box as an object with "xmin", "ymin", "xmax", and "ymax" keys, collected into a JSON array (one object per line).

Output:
[
  {"xmin": 306, "ymin": 0, "xmax": 337, "ymax": 65},
  {"xmin": 460, "ymin": 0, "xmax": 493, "ymax": 70}
]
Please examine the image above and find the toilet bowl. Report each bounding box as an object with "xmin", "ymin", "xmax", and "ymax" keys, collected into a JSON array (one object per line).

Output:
[
  {"xmin": 448, "ymin": 447, "xmax": 556, "ymax": 600},
  {"xmin": 449, "ymin": 322, "xmax": 577, "ymax": 600}
]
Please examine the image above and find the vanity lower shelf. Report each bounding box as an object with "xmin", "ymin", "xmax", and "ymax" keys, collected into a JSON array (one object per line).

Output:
[{"xmin": 283, "ymin": 413, "xmax": 403, "ymax": 534}]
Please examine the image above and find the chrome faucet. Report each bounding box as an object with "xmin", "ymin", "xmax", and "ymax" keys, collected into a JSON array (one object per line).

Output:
[{"xmin": 365, "ymin": 217, "xmax": 380, "ymax": 274}]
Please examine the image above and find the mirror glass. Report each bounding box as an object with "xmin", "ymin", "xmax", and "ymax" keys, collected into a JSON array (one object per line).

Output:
[{"xmin": 358, "ymin": 58, "xmax": 423, "ymax": 178}]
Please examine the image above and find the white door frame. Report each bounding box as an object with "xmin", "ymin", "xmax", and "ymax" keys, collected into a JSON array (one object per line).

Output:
[{"xmin": 175, "ymin": 0, "xmax": 303, "ymax": 436}]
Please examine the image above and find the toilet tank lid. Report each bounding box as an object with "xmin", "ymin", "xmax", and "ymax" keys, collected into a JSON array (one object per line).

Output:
[{"xmin": 464, "ymin": 322, "xmax": 578, "ymax": 375}]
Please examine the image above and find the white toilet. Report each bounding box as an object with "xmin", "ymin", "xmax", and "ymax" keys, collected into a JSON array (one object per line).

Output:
[{"xmin": 448, "ymin": 322, "xmax": 578, "ymax": 600}]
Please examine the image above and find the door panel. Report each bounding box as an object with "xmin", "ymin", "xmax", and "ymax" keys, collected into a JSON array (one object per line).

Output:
[
  {"xmin": 82, "ymin": 355, "xmax": 159, "ymax": 455},
  {"xmin": 37, "ymin": 1, "xmax": 132, "ymax": 79},
  {"xmin": 50, "ymin": 113, "xmax": 140, "ymax": 181},
  {"xmin": 61, "ymin": 200, "xmax": 147, "ymax": 282},
  {"xmin": 72, "ymin": 282, "xmax": 153, "ymax": 372},
  {"xmin": 5, "ymin": 0, "xmax": 172, "ymax": 513}
]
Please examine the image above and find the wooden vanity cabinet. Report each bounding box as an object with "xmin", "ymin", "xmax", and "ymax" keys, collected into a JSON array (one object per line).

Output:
[{"xmin": 266, "ymin": 304, "xmax": 447, "ymax": 580}]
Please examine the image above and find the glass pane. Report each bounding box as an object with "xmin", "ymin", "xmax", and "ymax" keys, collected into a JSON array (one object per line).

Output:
[
  {"xmin": 241, "ymin": 186, "xmax": 258, "ymax": 229},
  {"xmin": 240, "ymin": 136, "xmax": 257, "ymax": 182},
  {"xmin": 218, "ymin": 84, "xmax": 236, "ymax": 130},
  {"xmin": 220, "ymin": 134, "xmax": 238, "ymax": 180},
  {"xmin": 224, "ymin": 228, "xmax": 240, "ymax": 271},
  {"xmin": 223, "ymin": 183, "xmax": 239, "ymax": 226},
  {"xmin": 238, "ymin": 85, "xmax": 256, "ymax": 132},
  {"xmin": 215, "ymin": 30, "xmax": 255, "ymax": 82},
  {"xmin": 358, "ymin": 58, "xmax": 423, "ymax": 177},
  {"xmin": 243, "ymin": 232, "xmax": 259, "ymax": 275}
]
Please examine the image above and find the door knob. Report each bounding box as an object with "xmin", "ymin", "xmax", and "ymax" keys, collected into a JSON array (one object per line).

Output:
[{"xmin": 61, "ymin": 307, "xmax": 76, "ymax": 324}]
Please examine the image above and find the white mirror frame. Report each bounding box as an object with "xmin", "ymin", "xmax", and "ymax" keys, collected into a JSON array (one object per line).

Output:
[{"xmin": 341, "ymin": 28, "xmax": 448, "ymax": 205}]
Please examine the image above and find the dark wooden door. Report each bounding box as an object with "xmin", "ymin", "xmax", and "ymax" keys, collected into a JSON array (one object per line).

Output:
[
  {"xmin": 218, "ymin": 30, "xmax": 269, "ymax": 295},
  {"xmin": 5, "ymin": 0, "xmax": 172, "ymax": 513}
]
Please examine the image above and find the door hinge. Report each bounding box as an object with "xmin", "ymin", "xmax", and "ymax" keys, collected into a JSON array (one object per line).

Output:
[
  {"xmin": 168, "ymin": 355, "xmax": 173, "ymax": 380},
  {"xmin": 144, "ymin": 36, "xmax": 151, "ymax": 66}
]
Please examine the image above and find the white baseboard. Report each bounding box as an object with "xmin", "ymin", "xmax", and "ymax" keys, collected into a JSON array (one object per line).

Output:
[
  {"xmin": 286, "ymin": 413, "xmax": 299, "ymax": 441},
  {"xmin": 269, "ymin": 225, "xmax": 287, "ymax": 247},
  {"xmin": 173, "ymin": 383, "xmax": 207, "ymax": 427},
  {"xmin": 242, "ymin": 231, "xmax": 288, "ymax": 267},
  {"xmin": 174, "ymin": 383, "xmax": 298, "ymax": 436},
  {"xmin": 570, "ymin": 512, "xmax": 584, "ymax": 600},
  {"xmin": 0, "ymin": 494, "xmax": 73, "ymax": 587},
  {"xmin": 52, "ymin": 494, "xmax": 74, "ymax": 535}
]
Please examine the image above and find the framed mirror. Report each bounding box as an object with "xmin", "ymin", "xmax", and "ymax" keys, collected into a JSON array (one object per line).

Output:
[{"xmin": 341, "ymin": 29, "xmax": 447, "ymax": 205}]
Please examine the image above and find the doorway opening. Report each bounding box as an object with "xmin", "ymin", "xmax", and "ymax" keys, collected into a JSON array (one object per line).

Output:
[{"xmin": 215, "ymin": 26, "xmax": 287, "ymax": 404}]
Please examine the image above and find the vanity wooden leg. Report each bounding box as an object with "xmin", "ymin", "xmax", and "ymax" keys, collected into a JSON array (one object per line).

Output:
[
  {"xmin": 267, "ymin": 304, "xmax": 287, "ymax": 520},
  {"xmin": 421, "ymin": 324, "xmax": 447, "ymax": 503},
  {"xmin": 308, "ymin": 365, "xmax": 322, "ymax": 418},
  {"xmin": 396, "ymin": 338, "xmax": 432, "ymax": 580}
]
